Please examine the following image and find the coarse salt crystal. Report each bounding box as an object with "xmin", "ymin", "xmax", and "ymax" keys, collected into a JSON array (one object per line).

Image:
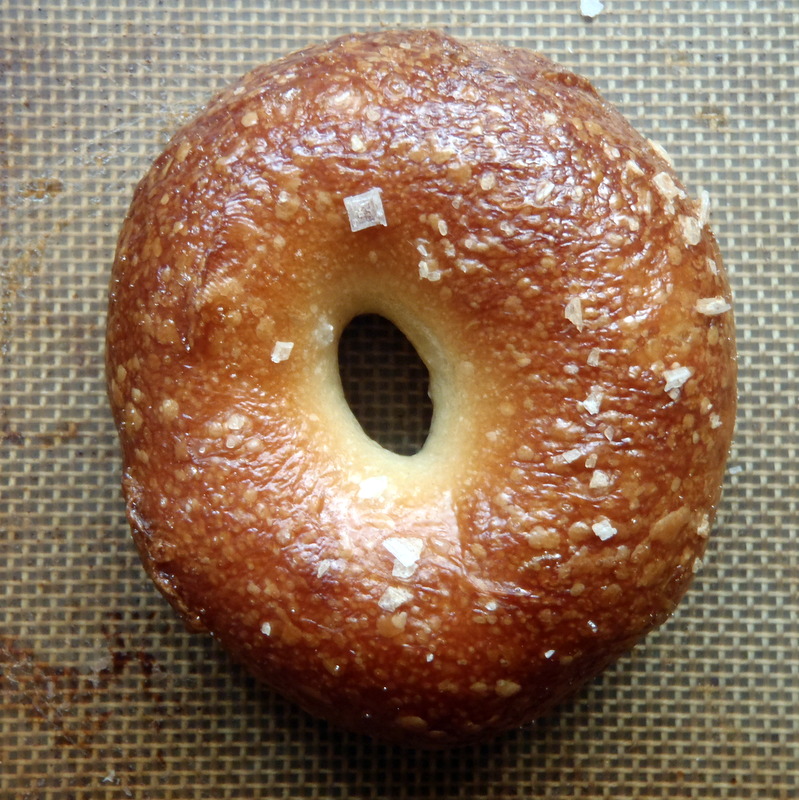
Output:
[
  {"xmin": 695, "ymin": 297, "xmax": 731, "ymax": 316},
  {"xmin": 679, "ymin": 214, "xmax": 703, "ymax": 246},
  {"xmin": 624, "ymin": 159, "xmax": 645, "ymax": 178},
  {"xmin": 565, "ymin": 297, "xmax": 583, "ymax": 331},
  {"xmin": 592, "ymin": 519, "xmax": 617, "ymax": 541},
  {"xmin": 271, "ymin": 341, "xmax": 294, "ymax": 363},
  {"xmin": 663, "ymin": 365, "xmax": 693, "ymax": 393},
  {"xmin": 418, "ymin": 260, "xmax": 442, "ymax": 281},
  {"xmin": 344, "ymin": 187, "xmax": 387, "ymax": 232},
  {"xmin": 383, "ymin": 537, "xmax": 424, "ymax": 568},
  {"xmin": 698, "ymin": 189, "xmax": 711, "ymax": 226},
  {"xmin": 589, "ymin": 470, "xmax": 611, "ymax": 489},
  {"xmin": 561, "ymin": 448, "xmax": 583, "ymax": 464},
  {"xmin": 580, "ymin": 0, "xmax": 604, "ymax": 18},
  {"xmin": 378, "ymin": 586, "xmax": 413, "ymax": 612},
  {"xmin": 587, "ymin": 348, "xmax": 601, "ymax": 366},
  {"xmin": 393, "ymin": 562, "xmax": 417, "ymax": 579},
  {"xmin": 544, "ymin": 649, "xmax": 556, "ymax": 659},
  {"xmin": 260, "ymin": 622, "xmax": 272, "ymax": 636},
  {"xmin": 650, "ymin": 140, "xmax": 675, "ymax": 168},
  {"xmin": 710, "ymin": 413, "xmax": 722, "ymax": 429},
  {"xmin": 653, "ymin": 171, "xmax": 683, "ymax": 204},
  {"xmin": 581, "ymin": 386, "xmax": 604, "ymax": 415}
]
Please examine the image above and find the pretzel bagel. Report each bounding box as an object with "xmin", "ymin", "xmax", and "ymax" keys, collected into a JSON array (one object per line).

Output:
[{"xmin": 106, "ymin": 30, "xmax": 736, "ymax": 747}]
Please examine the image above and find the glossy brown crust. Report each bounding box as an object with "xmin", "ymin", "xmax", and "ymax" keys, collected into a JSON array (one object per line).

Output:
[{"xmin": 106, "ymin": 30, "xmax": 736, "ymax": 747}]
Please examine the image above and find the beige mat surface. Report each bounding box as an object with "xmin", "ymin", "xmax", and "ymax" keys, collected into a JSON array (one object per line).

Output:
[{"xmin": 2, "ymin": 2, "xmax": 797, "ymax": 797}]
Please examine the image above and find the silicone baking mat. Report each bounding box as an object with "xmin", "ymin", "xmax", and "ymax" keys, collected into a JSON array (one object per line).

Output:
[{"xmin": 2, "ymin": 1, "xmax": 797, "ymax": 797}]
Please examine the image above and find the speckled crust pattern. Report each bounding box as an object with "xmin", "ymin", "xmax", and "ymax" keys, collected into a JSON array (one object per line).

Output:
[{"xmin": 106, "ymin": 30, "xmax": 736, "ymax": 747}]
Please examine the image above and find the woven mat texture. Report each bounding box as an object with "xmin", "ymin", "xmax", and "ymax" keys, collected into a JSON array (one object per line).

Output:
[{"xmin": 2, "ymin": 1, "xmax": 797, "ymax": 798}]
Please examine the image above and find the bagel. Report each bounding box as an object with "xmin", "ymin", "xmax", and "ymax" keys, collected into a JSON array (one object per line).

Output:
[{"xmin": 106, "ymin": 29, "xmax": 737, "ymax": 747}]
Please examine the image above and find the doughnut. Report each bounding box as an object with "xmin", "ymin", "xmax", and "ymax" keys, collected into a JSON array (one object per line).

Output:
[{"xmin": 106, "ymin": 29, "xmax": 737, "ymax": 747}]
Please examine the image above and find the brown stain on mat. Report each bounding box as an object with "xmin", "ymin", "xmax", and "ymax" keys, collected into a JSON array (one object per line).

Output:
[
  {"xmin": 0, "ymin": 623, "xmax": 164, "ymax": 751},
  {"xmin": 15, "ymin": 177, "xmax": 65, "ymax": 201},
  {"xmin": 695, "ymin": 105, "xmax": 730, "ymax": 130},
  {"xmin": 0, "ymin": 414, "xmax": 81, "ymax": 446}
]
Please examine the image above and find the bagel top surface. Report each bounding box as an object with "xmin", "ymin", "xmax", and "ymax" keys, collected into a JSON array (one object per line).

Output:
[{"xmin": 106, "ymin": 29, "xmax": 737, "ymax": 747}]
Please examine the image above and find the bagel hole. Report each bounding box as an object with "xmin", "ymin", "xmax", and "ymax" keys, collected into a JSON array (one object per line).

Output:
[{"xmin": 337, "ymin": 314, "xmax": 432, "ymax": 456}]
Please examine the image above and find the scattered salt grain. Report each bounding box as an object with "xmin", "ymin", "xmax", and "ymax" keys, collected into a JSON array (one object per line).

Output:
[
  {"xmin": 679, "ymin": 214, "xmax": 702, "ymax": 246},
  {"xmin": 383, "ymin": 537, "xmax": 424, "ymax": 569},
  {"xmin": 565, "ymin": 297, "xmax": 584, "ymax": 331},
  {"xmin": 418, "ymin": 260, "xmax": 442, "ymax": 281},
  {"xmin": 580, "ymin": 0, "xmax": 604, "ymax": 18},
  {"xmin": 260, "ymin": 622, "xmax": 272, "ymax": 636},
  {"xmin": 624, "ymin": 159, "xmax": 645, "ymax": 178},
  {"xmin": 592, "ymin": 519, "xmax": 617, "ymax": 541},
  {"xmin": 695, "ymin": 297, "xmax": 731, "ymax": 316},
  {"xmin": 587, "ymin": 348, "xmax": 601, "ymax": 367},
  {"xmin": 544, "ymin": 649, "xmax": 556, "ymax": 659},
  {"xmin": 581, "ymin": 386, "xmax": 604, "ymax": 415},
  {"xmin": 698, "ymin": 189, "xmax": 711, "ymax": 227},
  {"xmin": 589, "ymin": 470, "xmax": 612, "ymax": 489},
  {"xmin": 663, "ymin": 365, "xmax": 693, "ymax": 394},
  {"xmin": 650, "ymin": 141, "xmax": 675, "ymax": 168},
  {"xmin": 653, "ymin": 171, "xmax": 684, "ymax": 209},
  {"xmin": 271, "ymin": 341, "xmax": 294, "ymax": 363},
  {"xmin": 344, "ymin": 187, "xmax": 387, "ymax": 232},
  {"xmin": 378, "ymin": 586, "xmax": 413, "ymax": 612},
  {"xmin": 560, "ymin": 448, "xmax": 583, "ymax": 464}
]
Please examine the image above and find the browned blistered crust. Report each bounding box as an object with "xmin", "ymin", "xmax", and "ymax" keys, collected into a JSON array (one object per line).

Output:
[{"xmin": 106, "ymin": 30, "xmax": 737, "ymax": 747}]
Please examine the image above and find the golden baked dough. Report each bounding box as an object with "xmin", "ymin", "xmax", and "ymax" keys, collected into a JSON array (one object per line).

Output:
[{"xmin": 106, "ymin": 30, "xmax": 737, "ymax": 746}]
